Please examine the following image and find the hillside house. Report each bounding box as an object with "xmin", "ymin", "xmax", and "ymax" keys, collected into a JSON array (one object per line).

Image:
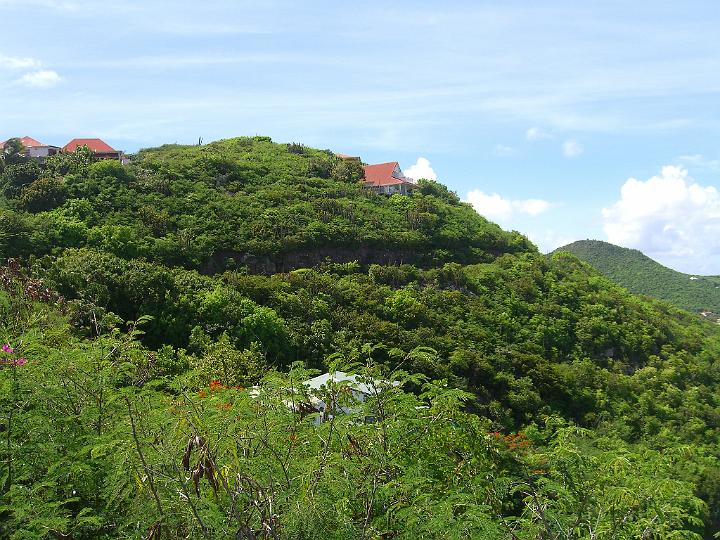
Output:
[
  {"xmin": 362, "ymin": 161, "xmax": 415, "ymax": 195},
  {"xmin": 301, "ymin": 371, "xmax": 399, "ymax": 424},
  {"xmin": 249, "ymin": 371, "xmax": 395, "ymax": 424},
  {"xmin": 0, "ymin": 136, "xmax": 60, "ymax": 159},
  {"xmin": 63, "ymin": 138, "xmax": 124, "ymax": 162}
]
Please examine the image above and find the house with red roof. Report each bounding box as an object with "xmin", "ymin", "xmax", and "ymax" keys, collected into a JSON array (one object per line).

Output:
[
  {"xmin": 362, "ymin": 161, "xmax": 415, "ymax": 195},
  {"xmin": 63, "ymin": 138, "xmax": 124, "ymax": 162},
  {"xmin": 0, "ymin": 136, "xmax": 60, "ymax": 159}
]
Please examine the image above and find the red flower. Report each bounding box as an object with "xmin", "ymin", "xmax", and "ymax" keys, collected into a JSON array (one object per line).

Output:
[{"xmin": 209, "ymin": 380, "xmax": 225, "ymax": 391}]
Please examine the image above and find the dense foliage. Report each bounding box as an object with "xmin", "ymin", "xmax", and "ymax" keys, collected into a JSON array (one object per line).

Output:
[
  {"xmin": 1, "ymin": 138, "xmax": 720, "ymax": 537},
  {"xmin": 1, "ymin": 136, "xmax": 530, "ymax": 273},
  {"xmin": 557, "ymin": 239, "xmax": 720, "ymax": 314}
]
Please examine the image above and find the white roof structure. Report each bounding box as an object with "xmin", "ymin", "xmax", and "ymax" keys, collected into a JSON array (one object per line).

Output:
[{"xmin": 303, "ymin": 371, "xmax": 376, "ymax": 395}]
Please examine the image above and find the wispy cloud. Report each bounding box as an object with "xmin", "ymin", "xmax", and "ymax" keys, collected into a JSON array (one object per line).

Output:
[
  {"xmin": 1, "ymin": 52, "xmax": 63, "ymax": 89},
  {"xmin": 678, "ymin": 154, "xmax": 720, "ymax": 172},
  {"xmin": 152, "ymin": 22, "xmax": 272, "ymax": 36},
  {"xmin": 525, "ymin": 126, "xmax": 553, "ymax": 141},
  {"xmin": 0, "ymin": 54, "xmax": 41, "ymax": 70},
  {"xmin": 493, "ymin": 144, "xmax": 515, "ymax": 157},
  {"xmin": 562, "ymin": 140, "xmax": 583, "ymax": 157},
  {"xmin": 16, "ymin": 70, "xmax": 62, "ymax": 88},
  {"xmin": 54, "ymin": 52, "xmax": 348, "ymax": 70},
  {"xmin": 0, "ymin": 0, "xmax": 80, "ymax": 10}
]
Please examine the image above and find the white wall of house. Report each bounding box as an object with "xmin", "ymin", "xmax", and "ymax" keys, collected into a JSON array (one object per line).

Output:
[
  {"xmin": 374, "ymin": 183, "xmax": 413, "ymax": 195},
  {"xmin": 28, "ymin": 146, "xmax": 59, "ymax": 158}
]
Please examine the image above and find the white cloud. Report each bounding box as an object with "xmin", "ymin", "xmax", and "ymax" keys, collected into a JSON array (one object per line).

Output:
[
  {"xmin": 16, "ymin": 70, "xmax": 62, "ymax": 88},
  {"xmin": 493, "ymin": 144, "xmax": 515, "ymax": 157},
  {"xmin": 515, "ymin": 198, "xmax": 551, "ymax": 216},
  {"xmin": 602, "ymin": 165, "xmax": 720, "ymax": 270},
  {"xmin": 404, "ymin": 157, "xmax": 436, "ymax": 181},
  {"xmin": 562, "ymin": 140, "xmax": 583, "ymax": 157},
  {"xmin": 0, "ymin": 54, "xmax": 41, "ymax": 70},
  {"xmin": 527, "ymin": 230, "xmax": 575, "ymax": 254},
  {"xmin": 466, "ymin": 191, "xmax": 513, "ymax": 221},
  {"xmin": 525, "ymin": 126, "xmax": 553, "ymax": 141},
  {"xmin": 1, "ymin": 54, "xmax": 63, "ymax": 90},
  {"xmin": 465, "ymin": 190, "xmax": 551, "ymax": 223}
]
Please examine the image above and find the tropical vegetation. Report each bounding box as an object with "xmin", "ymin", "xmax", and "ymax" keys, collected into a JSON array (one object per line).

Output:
[{"xmin": 1, "ymin": 137, "xmax": 719, "ymax": 538}]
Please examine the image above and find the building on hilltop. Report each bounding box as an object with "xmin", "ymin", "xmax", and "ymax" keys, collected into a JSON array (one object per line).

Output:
[
  {"xmin": 0, "ymin": 136, "xmax": 60, "ymax": 159},
  {"xmin": 63, "ymin": 138, "xmax": 125, "ymax": 162},
  {"xmin": 362, "ymin": 161, "xmax": 415, "ymax": 195}
]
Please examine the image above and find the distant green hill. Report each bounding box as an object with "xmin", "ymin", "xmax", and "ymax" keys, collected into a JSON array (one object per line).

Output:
[{"xmin": 555, "ymin": 239, "xmax": 720, "ymax": 314}]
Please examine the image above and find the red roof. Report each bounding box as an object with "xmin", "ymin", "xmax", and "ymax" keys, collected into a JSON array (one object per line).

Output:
[
  {"xmin": 63, "ymin": 138, "xmax": 117, "ymax": 153},
  {"xmin": 363, "ymin": 162, "xmax": 412, "ymax": 187},
  {"xmin": 336, "ymin": 152, "xmax": 359, "ymax": 159},
  {"xmin": 1, "ymin": 136, "xmax": 46, "ymax": 149}
]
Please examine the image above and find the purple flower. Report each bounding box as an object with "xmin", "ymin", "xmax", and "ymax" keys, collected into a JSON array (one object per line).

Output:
[
  {"xmin": 2, "ymin": 344, "xmax": 13, "ymax": 354},
  {"xmin": 14, "ymin": 358, "xmax": 27, "ymax": 366}
]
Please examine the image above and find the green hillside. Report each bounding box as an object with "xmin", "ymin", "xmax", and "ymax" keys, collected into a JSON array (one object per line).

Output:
[
  {"xmin": 556, "ymin": 239, "xmax": 720, "ymax": 314},
  {"xmin": 1, "ymin": 136, "xmax": 530, "ymax": 273},
  {"xmin": 1, "ymin": 138, "xmax": 720, "ymax": 537}
]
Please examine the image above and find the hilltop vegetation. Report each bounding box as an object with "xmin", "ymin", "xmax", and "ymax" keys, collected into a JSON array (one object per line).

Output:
[
  {"xmin": 1, "ymin": 138, "xmax": 720, "ymax": 537},
  {"xmin": 1, "ymin": 136, "xmax": 530, "ymax": 273},
  {"xmin": 556, "ymin": 239, "xmax": 720, "ymax": 314}
]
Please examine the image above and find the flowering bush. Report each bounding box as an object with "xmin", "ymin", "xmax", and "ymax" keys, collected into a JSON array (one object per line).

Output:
[{"xmin": 1, "ymin": 342, "xmax": 27, "ymax": 367}]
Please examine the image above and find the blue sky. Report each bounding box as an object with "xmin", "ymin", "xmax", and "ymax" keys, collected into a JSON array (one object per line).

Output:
[{"xmin": 2, "ymin": 1, "xmax": 720, "ymax": 272}]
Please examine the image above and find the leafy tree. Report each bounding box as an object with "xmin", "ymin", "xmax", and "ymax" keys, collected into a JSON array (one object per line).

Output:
[
  {"xmin": 330, "ymin": 158, "xmax": 364, "ymax": 183},
  {"xmin": 1, "ymin": 161, "xmax": 42, "ymax": 199},
  {"xmin": 18, "ymin": 176, "xmax": 67, "ymax": 212},
  {"xmin": 416, "ymin": 178, "xmax": 461, "ymax": 204}
]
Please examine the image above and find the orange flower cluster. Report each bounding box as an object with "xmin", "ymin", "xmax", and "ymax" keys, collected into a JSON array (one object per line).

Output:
[
  {"xmin": 490, "ymin": 431, "xmax": 531, "ymax": 453},
  {"xmin": 197, "ymin": 381, "xmax": 245, "ymax": 401},
  {"xmin": 504, "ymin": 432, "xmax": 530, "ymax": 451}
]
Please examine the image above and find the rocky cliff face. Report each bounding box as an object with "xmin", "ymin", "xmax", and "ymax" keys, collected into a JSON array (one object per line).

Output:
[{"xmin": 201, "ymin": 245, "xmax": 498, "ymax": 274}]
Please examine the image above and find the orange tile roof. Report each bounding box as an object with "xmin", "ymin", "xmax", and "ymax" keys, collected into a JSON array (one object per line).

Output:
[
  {"xmin": 63, "ymin": 138, "xmax": 117, "ymax": 153},
  {"xmin": 1, "ymin": 136, "xmax": 46, "ymax": 149},
  {"xmin": 363, "ymin": 162, "xmax": 412, "ymax": 186}
]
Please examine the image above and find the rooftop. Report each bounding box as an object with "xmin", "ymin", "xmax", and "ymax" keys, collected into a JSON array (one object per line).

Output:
[
  {"xmin": 363, "ymin": 161, "xmax": 413, "ymax": 187},
  {"xmin": 63, "ymin": 138, "xmax": 117, "ymax": 153},
  {"xmin": 304, "ymin": 371, "xmax": 376, "ymax": 395},
  {"xmin": 1, "ymin": 136, "xmax": 48, "ymax": 149}
]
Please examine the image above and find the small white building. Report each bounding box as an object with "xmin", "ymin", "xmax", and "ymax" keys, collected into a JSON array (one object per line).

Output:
[
  {"xmin": 302, "ymin": 371, "xmax": 395, "ymax": 424},
  {"xmin": 249, "ymin": 371, "xmax": 397, "ymax": 424}
]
